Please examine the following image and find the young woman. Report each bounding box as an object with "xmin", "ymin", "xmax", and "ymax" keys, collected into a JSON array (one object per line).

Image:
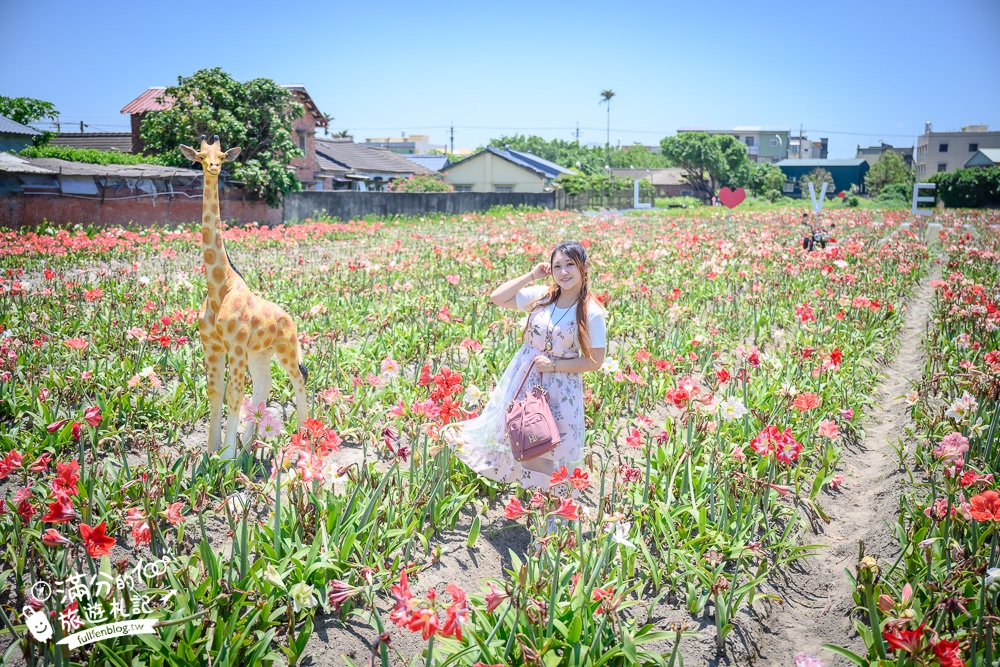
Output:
[{"xmin": 444, "ymin": 241, "xmax": 607, "ymax": 489}]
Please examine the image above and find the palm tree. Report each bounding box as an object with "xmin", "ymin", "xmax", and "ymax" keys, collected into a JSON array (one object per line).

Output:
[
  {"xmin": 321, "ymin": 113, "xmax": 335, "ymax": 136},
  {"xmin": 600, "ymin": 89, "xmax": 615, "ymax": 160}
]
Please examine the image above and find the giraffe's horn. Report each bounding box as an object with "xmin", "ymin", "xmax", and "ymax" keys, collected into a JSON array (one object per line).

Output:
[
  {"xmin": 212, "ymin": 134, "xmax": 220, "ymax": 146},
  {"xmin": 200, "ymin": 134, "xmax": 207, "ymax": 143}
]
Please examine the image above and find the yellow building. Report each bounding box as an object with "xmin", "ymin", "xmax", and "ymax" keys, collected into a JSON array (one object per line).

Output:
[{"xmin": 442, "ymin": 147, "xmax": 571, "ymax": 193}]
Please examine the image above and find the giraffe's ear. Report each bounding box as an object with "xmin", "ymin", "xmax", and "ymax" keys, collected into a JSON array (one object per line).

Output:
[
  {"xmin": 223, "ymin": 147, "xmax": 242, "ymax": 162},
  {"xmin": 179, "ymin": 144, "xmax": 199, "ymax": 162}
]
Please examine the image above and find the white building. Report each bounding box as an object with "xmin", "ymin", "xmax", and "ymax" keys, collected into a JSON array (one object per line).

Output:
[{"xmin": 916, "ymin": 123, "xmax": 1000, "ymax": 178}]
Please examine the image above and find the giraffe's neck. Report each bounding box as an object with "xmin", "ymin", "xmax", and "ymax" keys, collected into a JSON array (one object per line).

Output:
[{"xmin": 201, "ymin": 173, "xmax": 233, "ymax": 305}]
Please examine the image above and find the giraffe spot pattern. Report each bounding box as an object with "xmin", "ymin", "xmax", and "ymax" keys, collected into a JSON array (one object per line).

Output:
[
  {"xmin": 204, "ymin": 249, "xmax": 217, "ymax": 265},
  {"xmin": 212, "ymin": 267, "xmax": 225, "ymax": 283}
]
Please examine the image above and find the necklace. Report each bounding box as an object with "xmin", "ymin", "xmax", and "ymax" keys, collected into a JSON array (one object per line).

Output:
[{"xmin": 543, "ymin": 296, "xmax": 579, "ymax": 352}]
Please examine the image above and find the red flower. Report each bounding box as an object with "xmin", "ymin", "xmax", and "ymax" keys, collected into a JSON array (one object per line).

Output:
[
  {"xmin": 569, "ymin": 468, "xmax": 590, "ymax": 491},
  {"xmin": 504, "ymin": 497, "xmax": 529, "ymax": 520},
  {"xmin": 883, "ymin": 624, "xmax": 926, "ymax": 655},
  {"xmin": 417, "ymin": 365, "xmax": 433, "ymax": 386},
  {"xmin": 716, "ymin": 368, "xmax": 731, "ymax": 384},
  {"xmin": 28, "ymin": 453, "xmax": 52, "ymax": 473},
  {"xmin": 625, "ymin": 428, "xmax": 643, "ymax": 448},
  {"xmin": 792, "ymin": 393, "xmax": 821, "ymax": 412},
  {"xmin": 41, "ymin": 492, "xmax": 76, "ymax": 524},
  {"xmin": 968, "ymin": 491, "xmax": 1000, "ymax": 522},
  {"xmin": 549, "ymin": 465, "xmax": 569, "ymax": 486},
  {"xmin": 829, "ymin": 348, "xmax": 843, "ymax": 365},
  {"xmin": 933, "ymin": 638, "xmax": 965, "ymax": 667},
  {"xmin": 71, "ymin": 422, "xmax": 82, "ymax": 442},
  {"xmin": 52, "ymin": 460, "xmax": 80, "ymax": 496},
  {"xmin": 407, "ymin": 607, "xmax": 439, "ymax": 640},
  {"xmin": 551, "ymin": 497, "xmax": 581, "ymax": 521},
  {"xmin": 42, "ymin": 528, "xmax": 72, "ymax": 547},
  {"xmin": 440, "ymin": 584, "xmax": 469, "ymax": 640},
  {"xmin": 80, "ymin": 522, "xmax": 116, "ymax": 557},
  {"xmin": 46, "ymin": 418, "xmax": 70, "ymax": 433},
  {"xmin": 389, "ymin": 570, "xmax": 414, "ymax": 627},
  {"xmin": 83, "ymin": 405, "xmax": 102, "ymax": 427},
  {"xmin": 0, "ymin": 450, "xmax": 23, "ymax": 480}
]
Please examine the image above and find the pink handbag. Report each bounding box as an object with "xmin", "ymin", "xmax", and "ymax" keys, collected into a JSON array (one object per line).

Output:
[{"xmin": 505, "ymin": 358, "xmax": 561, "ymax": 461}]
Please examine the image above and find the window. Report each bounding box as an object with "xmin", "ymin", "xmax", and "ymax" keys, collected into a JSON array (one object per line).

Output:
[
  {"xmin": 769, "ymin": 137, "xmax": 779, "ymax": 147},
  {"xmin": 454, "ymin": 185, "xmax": 473, "ymax": 192},
  {"xmin": 939, "ymin": 143, "xmax": 948, "ymax": 153},
  {"xmin": 680, "ymin": 189, "xmax": 694, "ymax": 197},
  {"xmin": 782, "ymin": 181, "xmax": 795, "ymax": 193},
  {"xmin": 970, "ymin": 143, "xmax": 979, "ymax": 152},
  {"xmin": 937, "ymin": 163, "xmax": 947, "ymax": 172},
  {"xmin": 791, "ymin": 144, "xmax": 799, "ymax": 154},
  {"xmin": 494, "ymin": 185, "xmax": 513, "ymax": 193},
  {"xmin": 297, "ymin": 131, "xmax": 308, "ymax": 153},
  {"xmin": 744, "ymin": 136, "xmax": 755, "ymax": 147}
]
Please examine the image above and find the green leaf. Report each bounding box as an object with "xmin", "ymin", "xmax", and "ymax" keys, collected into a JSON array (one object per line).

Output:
[
  {"xmin": 820, "ymin": 644, "xmax": 869, "ymax": 666},
  {"xmin": 467, "ymin": 515, "xmax": 481, "ymax": 549}
]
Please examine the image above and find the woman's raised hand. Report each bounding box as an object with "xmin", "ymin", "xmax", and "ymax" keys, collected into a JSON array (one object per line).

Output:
[{"xmin": 530, "ymin": 262, "xmax": 551, "ymax": 281}]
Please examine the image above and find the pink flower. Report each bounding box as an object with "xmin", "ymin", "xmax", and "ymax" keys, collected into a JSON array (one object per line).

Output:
[
  {"xmin": 504, "ymin": 497, "xmax": 529, "ymax": 520},
  {"xmin": 63, "ymin": 337, "xmax": 88, "ymax": 350},
  {"xmin": 380, "ymin": 356, "xmax": 400, "ymax": 374},
  {"xmin": 83, "ymin": 405, "xmax": 102, "ymax": 427},
  {"xmin": 163, "ymin": 502, "xmax": 186, "ymax": 526},
  {"xmin": 839, "ymin": 408, "xmax": 854, "ymax": 421},
  {"xmin": 817, "ymin": 420, "xmax": 839, "ymax": 440},
  {"xmin": 387, "ymin": 399, "xmax": 407, "ymax": 419},
  {"xmin": 934, "ymin": 432, "xmax": 969, "ymax": 463},
  {"xmin": 42, "ymin": 528, "xmax": 72, "ymax": 547},
  {"xmin": 440, "ymin": 583, "xmax": 469, "ymax": 640},
  {"xmin": 829, "ymin": 474, "xmax": 845, "ymax": 490},
  {"xmin": 445, "ymin": 274, "xmax": 461, "ymax": 285},
  {"xmin": 484, "ymin": 582, "xmax": 507, "ymax": 613},
  {"xmin": 126, "ymin": 508, "xmax": 151, "ymax": 546}
]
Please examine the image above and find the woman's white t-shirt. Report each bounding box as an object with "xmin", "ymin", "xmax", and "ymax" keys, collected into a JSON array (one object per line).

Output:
[{"xmin": 515, "ymin": 285, "xmax": 607, "ymax": 349}]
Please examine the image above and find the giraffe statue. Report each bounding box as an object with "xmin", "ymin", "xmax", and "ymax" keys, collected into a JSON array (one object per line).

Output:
[{"xmin": 180, "ymin": 135, "xmax": 308, "ymax": 458}]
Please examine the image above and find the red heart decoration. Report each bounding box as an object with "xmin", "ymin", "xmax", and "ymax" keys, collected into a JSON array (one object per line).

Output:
[{"xmin": 718, "ymin": 187, "xmax": 746, "ymax": 209}]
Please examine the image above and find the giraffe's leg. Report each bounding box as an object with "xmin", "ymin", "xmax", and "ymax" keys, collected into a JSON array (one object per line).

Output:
[
  {"xmin": 199, "ymin": 307, "xmax": 226, "ymax": 453},
  {"xmin": 205, "ymin": 340, "xmax": 227, "ymax": 453},
  {"xmin": 244, "ymin": 351, "xmax": 273, "ymax": 445},
  {"xmin": 274, "ymin": 340, "xmax": 308, "ymax": 430},
  {"xmin": 221, "ymin": 349, "xmax": 249, "ymax": 459}
]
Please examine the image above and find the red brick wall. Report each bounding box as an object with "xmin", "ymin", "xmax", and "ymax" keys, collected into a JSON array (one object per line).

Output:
[
  {"xmin": 0, "ymin": 193, "xmax": 281, "ymax": 229},
  {"xmin": 290, "ymin": 114, "xmax": 318, "ymax": 187}
]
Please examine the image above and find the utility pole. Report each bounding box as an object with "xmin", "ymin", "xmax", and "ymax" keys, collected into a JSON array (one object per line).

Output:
[
  {"xmin": 80, "ymin": 121, "xmax": 86, "ymax": 133},
  {"xmin": 450, "ymin": 122, "xmax": 454, "ymax": 155},
  {"xmin": 574, "ymin": 122, "xmax": 580, "ymax": 143}
]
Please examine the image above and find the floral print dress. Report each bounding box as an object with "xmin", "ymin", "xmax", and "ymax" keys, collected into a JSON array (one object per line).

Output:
[{"xmin": 445, "ymin": 285, "xmax": 607, "ymax": 489}]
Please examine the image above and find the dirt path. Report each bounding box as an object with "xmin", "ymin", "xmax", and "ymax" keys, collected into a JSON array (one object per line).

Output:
[{"xmin": 747, "ymin": 241, "xmax": 942, "ymax": 665}]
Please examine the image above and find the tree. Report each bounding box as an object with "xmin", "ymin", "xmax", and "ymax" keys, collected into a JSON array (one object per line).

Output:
[
  {"xmin": 798, "ymin": 167, "xmax": 835, "ymax": 196},
  {"xmin": 864, "ymin": 151, "xmax": 913, "ymax": 196},
  {"xmin": 600, "ymin": 89, "xmax": 615, "ymax": 161},
  {"xmin": 607, "ymin": 144, "xmax": 674, "ymax": 169},
  {"xmin": 488, "ymin": 134, "xmax": 605, "ymax": 174},
  {"xmin": 746, "ymin": 162, "xmax": 786, "ymax": 197},
  {"xmin": 321, "ymin": 113, "xmax": 335, "ymax": 136},
  {"xmin": 660, "ymin": 132, "xmax": 750, "ymax": 201},
  {"xmin": 0, "ymin": 96, "xmax": 59, "ymax": 146},
  {"xmin": 140, "ymin": 67, "xmax": 304, "ymax": 207}
]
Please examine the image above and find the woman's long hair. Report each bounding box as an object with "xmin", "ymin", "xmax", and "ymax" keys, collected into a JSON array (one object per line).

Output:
[{"xmin": 523, "ymin": 241, "xmax": 599, "ymax": 361}]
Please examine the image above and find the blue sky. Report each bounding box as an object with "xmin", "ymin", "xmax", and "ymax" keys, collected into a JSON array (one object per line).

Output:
[{"xmin": 2, "ymin": 0, "xmax": 998, "ymax": 159}]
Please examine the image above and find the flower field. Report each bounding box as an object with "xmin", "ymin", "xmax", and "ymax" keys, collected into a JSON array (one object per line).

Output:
[{"xmin": 0, "ymin": 206, "xmax": 988, "ymax": 667}]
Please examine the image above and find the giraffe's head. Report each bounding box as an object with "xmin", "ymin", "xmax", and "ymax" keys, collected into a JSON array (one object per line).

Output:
[{"xmin": 180, "ymin": 135, "xmax": 241, "ymax": 177}]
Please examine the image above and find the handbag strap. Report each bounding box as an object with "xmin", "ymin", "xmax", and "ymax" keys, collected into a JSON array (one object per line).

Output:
[{"xmin": 510, "ymin": 357, "xmax": 543, "ymax": 408}]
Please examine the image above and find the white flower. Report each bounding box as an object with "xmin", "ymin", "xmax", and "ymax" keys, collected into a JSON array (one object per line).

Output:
[
  {"xmin": 289, "ymin": 582, "xmax": 318, "ymax": 612},
  {"xmin": 945, "ymin": 391, "xmax": 978, "ymax": 422},
  {"xmin": 28, "ymin": 312, "xmax": 38, "ymax": 322},
  {"xmin": 987, "ymin": 568, "xmax": 1000, "ymax": 585},
  {"xmin": 264, "ymin": 564, "xmax": 285, "ymax": 589},
  {"xmin": 701, "ymin": 395, "xmax": 720, "ymax": 415},
  {"xmin": 605, "ymin": 521, "xmax": 635, "ymax": 549},
  {"xmin": 781, "ymin": 382, "xmax": 798, "ymax": 397},
  {"xmin": 463, "ymin": 384, "xmax": 485, "ymax": 406},
  {"xmin": 719, "ymin": 397, "xmax": 749, "ymax": 422},
  {"xmin": 321, "ymin": 459, "xmax": 348, "ymax": 491},
  {"xmin": 833, "ymin": 259, "xmax": 848, "ymax": 269},
  {"xmin": 770, "ymin": 355, "xmax": 784, "ymax": 371},
  {"xmin": 139, "ymin": 366, "xmax": 156, "ymax": 378},
  {"xmin": 226, "ymin": 492, "xmax": 249, "ymax": 514},
  {"xmin": 138, "ymin": 276, "xmax": 151, "ymax": 286},
  {"xmin": 601, "ymin": 358, "xmax": 620, "ymax": 375}
]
